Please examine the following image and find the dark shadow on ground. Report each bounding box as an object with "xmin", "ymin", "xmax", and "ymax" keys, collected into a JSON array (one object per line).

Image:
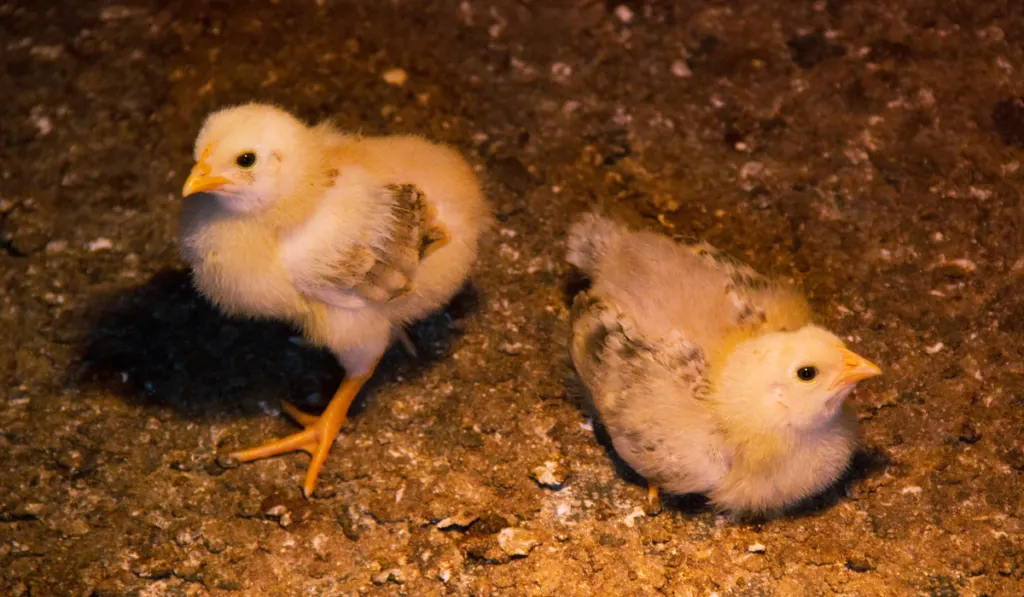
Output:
[{"xmin": 75, "ymin": 267, "xmax": 481, "ymax": 421}]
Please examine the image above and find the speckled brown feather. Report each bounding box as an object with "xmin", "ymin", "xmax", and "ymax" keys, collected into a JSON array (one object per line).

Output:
[{"xmin": 305, "ymin": 183, "xmax": 452, "ymax": 304}]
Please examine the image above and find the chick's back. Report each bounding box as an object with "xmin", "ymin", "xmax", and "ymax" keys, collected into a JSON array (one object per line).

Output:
[{"xmin": 567, "ymin": 214, "xmax": 807, "ymax": 355}]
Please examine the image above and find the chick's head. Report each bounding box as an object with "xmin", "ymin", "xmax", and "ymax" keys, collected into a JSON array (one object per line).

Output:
[
  {"xmin": 182, "ymin": 103, "xmax": 313, "ymax": 214},
  {"xmin": 716, "ymin": 326, "xmax": 881, "ymax": 431}
]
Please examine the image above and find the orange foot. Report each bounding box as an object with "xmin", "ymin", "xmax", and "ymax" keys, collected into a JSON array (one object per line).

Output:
[{"xmin": 231, "ymin": 372, "xmax": 373, "ymax": 497}]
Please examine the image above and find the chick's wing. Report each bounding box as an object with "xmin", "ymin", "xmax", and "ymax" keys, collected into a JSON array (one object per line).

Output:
[
  {"xmin": 286, "ymin": 183, "xmax": 449, "ymax": 309},
  {"xmin": 571, "ymin": 290, "xmax": 727, "ymax": 488},
  {"xmin": 571, "ymin": 290, "xmax": 709, "ymax": 419}
]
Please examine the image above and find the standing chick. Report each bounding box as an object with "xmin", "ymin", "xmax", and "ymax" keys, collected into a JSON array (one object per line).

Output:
[
  {"xmin": 179, "ymin": 103, "xmax": 489, "ymax": 497},
  {"xmin": 567, "ymin": 214, "xmax": 881, "ymax": 514}
]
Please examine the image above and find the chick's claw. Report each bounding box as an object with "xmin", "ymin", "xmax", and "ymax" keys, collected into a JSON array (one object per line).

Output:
[
  {"xmin": 230, "ymin": 372, "xmax": 374, "ymax": 497},
  {"xmin": 645, "ymin": 485, "xmax": 663, "ymax": 516}
]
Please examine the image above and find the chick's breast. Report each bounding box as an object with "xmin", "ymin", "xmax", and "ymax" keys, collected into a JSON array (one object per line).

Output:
[{"xmin": 179, "ymin": 195, "xmax": 306, "ymax": 319}]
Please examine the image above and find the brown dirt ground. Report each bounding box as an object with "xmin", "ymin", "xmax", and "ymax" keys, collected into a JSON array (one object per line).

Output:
[{"xmin": 2, "ymin": 0, "xmax": 1024, "ymax": 595}]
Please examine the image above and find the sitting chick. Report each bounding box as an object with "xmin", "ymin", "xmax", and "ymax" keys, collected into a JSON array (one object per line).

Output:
[
  {"xmin": 567, "ymin": 214, "xmax": 881, "ymax": 514},
  {"xmin": 179, "ymin": 103, "xmax": 490, "ymax": 497}
]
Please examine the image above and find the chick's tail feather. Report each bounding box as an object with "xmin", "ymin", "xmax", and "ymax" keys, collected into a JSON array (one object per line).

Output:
[{"xmin": 566, "ymin": 213, "xmax": 624, "ymax": 275}]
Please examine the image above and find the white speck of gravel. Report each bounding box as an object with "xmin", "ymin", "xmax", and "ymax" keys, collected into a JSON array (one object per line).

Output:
[
  {"xmin": 901, "ymin": 485, "xmax": 923, "ymax": 495},
  {"xmin": 968, "ymin": 187, "xmax": 993, "ymax": 200},
  {"xmin": 497, "ymin": 528, "xmax": 540, "ymax": 556},
  {"xmin": 551, "ymin": 62, "xmax": 572, "ymax": 80},
  {"xmin": 100, "ymin": 5, "xmax": 144, "ymax": 20},
  {"xmin": 9, "ymin": 37, "xmax": 32, "ymax": 52},
  {"xmin": 256, "ymin": 400, "xmax": 281, "ymax": 417},
  {"xmin": 579, "ymin": 418, "xmax": 594, "ymax": 432},
  {"xmin": 395, "ymin": 485, "xmax": 405, "ymax": 503},
  {"xmin": 32, "ymin": 114, "xmax": 53, "ymax": 136},
  {"xmin": 30, "ymin": 44, "xmax": 63, "ymax": 60},
  {"xmin": 532, "ymin": 461, "xmax": 564, "ymax": 488},
  {"xmin": 458, "ymin": 1, "xmax": 473, "ymax": 25},
  {"xmin": 614, "ymin": 4, "xmax": 634, "ymax": 23},
  {"xmin": 670, "ymin": 60, "xmax": 692, "ymax": 78},
  {"xmin": 924, "ymin": 342, "xmax": 944, "ymax": 355},
  {"xmin": 946, "ymin": 258, "xmax": 977, "ymax": 272},
  {"xmin": 45, "ymin": 240, "xmax": 67, "ymax": 253},
  {"xmin": 739, "ymin": 161, "xmax": 764, "ymax": 180},
  {"xmin": 917, "ymin": 88, "xmax": 936, "ymax": 107},
  {"xmin": 748, "ymin": 543, "xmax": 766, "ymax": 553},
  {"xmin": 500, "ymin": 228, "xmax": 518, "ymax": 238},
  {"xmin": 488, "ymin": 7, "xmax": 507, "ymax": 39},
  {"xmin": 499, "ymin": 244, "xmax": 521, "ymax": 261},
  {"xmin": 381, "ymin": 68, "xmax": 407, "ymax": 87},
  {"xmin": 623, "ymin": 506, "xmax": 646, "ymax": 527},
  {"xmin": 87, "ymin": 237, "xmax": 113, "ymax": 252}
]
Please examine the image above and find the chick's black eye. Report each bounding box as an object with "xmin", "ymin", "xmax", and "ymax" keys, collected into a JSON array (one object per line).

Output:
[
  {"xmin": 796, "ymin": 366, "xmax": 818, "ymax": 382},
  {"xmin": 236, "ymin": 152, "xmax": 257, "ymax": 169}
]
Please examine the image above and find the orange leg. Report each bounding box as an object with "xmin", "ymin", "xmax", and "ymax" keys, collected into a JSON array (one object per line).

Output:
[
  {"xmin": 645, "ymin": 484, "xmax": 662, "ymax": 515},
  {"xmin": 231, "ymin": 365, "xmax": 377, "ymax": 498}
]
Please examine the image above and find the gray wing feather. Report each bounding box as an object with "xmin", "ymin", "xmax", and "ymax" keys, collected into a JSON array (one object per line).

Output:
[
  {"xmin": 570, "ymin": 291, "xmax": 709, "ymax": 416},
  {"xmin": 571, "ymin": 290, "xmax": 723, "ymax": 489}
]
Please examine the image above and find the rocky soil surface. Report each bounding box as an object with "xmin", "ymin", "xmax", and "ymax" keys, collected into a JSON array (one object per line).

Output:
[{"xmin": 1, "ymin": 0, "xmax": 1023, "ymax": 595}]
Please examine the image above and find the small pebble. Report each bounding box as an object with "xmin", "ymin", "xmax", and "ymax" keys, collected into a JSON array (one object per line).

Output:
[
  {"xmin": 87, "ymin": 237, "xmax": 113, "ymax": 252},
  {"xmin": 530, "ymin": 460, "xmax": 567, "ymax": 489},
  {"xmin": 381, "ymin": 68, "xmax": 407, "ymax": 87},
  {"xmin": 614, "ymin": 4, "xmax": 634, "ymax": 23},
  {"xmin": 670, "ymin": 60, "xmax": 692, "ymax": 78},
  {"xmin": 846, "ymin": 555, "xmax": 875, "ymax": 572},
  {"xmin": 497, "ymin": 528, "xmax": 540, "ymax": 557}
]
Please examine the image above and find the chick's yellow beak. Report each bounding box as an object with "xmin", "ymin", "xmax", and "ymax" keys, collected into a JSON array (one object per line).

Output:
[
  {"xmin": 182, "ymin": 160, "xmax": 231, "ymax": 197},
  {"xmin": 831, "ymin": 348, "xmax": 882, "ymax": 389}
]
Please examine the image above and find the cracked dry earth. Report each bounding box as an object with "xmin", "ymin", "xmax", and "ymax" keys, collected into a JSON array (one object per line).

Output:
[{"xmin": 2, "ymin": 0, "xmax": 1024, "ymax": 595}]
